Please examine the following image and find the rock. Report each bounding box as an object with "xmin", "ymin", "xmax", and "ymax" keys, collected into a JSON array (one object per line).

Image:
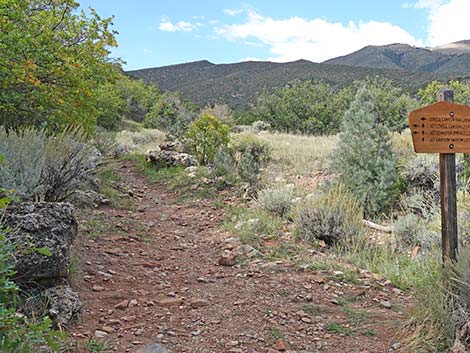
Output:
[
  {"xmin": 146, "ymin": 149, "xmax": 197, "ymax": 168},
  {"xmin": 94, "ymin": 330, "xmax": 108, "ymax": 338},
  {"xmin": 138, "ymin": 344, "xmax": 170, "ymax": 353},
  {"xmin": 41, "ymin": 285, "xmax": 81, "ymax": 328},
  {"xmin": 185, "ymin": 166, "xmax": 198, "ymax": 173},
  {"xmin": 71, "ymin": 190, "xmax": 109, "ymax": 207},
  {"xmin": 237, "ymin": 244, "xmax": 263, "ymax": 258},
  {"xmin": 380, "ymin": 300, "xmax": 392, "ymax": 309},
  {"xmin": 274, "ymin": 339, "xmax": 290, "ymax": 351},
  {"xmin": 218, "ymin": 253, "xmax": 237, "ymax": 266},
  {"xmin": 92, "ymin": 285, "xmax": 105, "ymax": 292},
  {"xmin": 160, "ymin": 141, "xmax": 184, "ymax": 153},
  {"xmin": 4, "ymin": 202, "xmax": 78, "ymax": 286},
  {"xmin": 391, "ymin": 342, "xmax": 402, "ymax": 350},
  {"xmin": 115, "ymin": 300, "xmax": 129, "ymax": 310},
  {"xmin": 157, "ymin": 297, "xmax": 184, "ymax": 307},
  {"xmin": 190, "ymin": 299, "xmax": 209, "ymax": 308}
]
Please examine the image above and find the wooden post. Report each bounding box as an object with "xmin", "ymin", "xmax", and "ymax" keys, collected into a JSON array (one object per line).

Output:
[{"xmin": 438, "ymin": 87, "xmax": 458, "ymax": 262}]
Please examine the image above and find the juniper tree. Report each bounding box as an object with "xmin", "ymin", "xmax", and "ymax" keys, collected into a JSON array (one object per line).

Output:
[{"xmin": 331, "ymin": 85, "xmax": 400, "ymax": 218}]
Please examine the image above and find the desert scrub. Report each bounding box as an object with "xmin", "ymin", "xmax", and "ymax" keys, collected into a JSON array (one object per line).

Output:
[
  {"xmin": 294, "ymin": 185, "xmax": 364, "ymax": 246},
  {"xmin": 0, "ymin": 127, "xmax": 100, "ymax": 202},
  {"xmin": 187, "ymin": 114, "xmax": 230, "ymax": 165},
  {"xmin": 115, "ymin": 128, "xmax": 166, "ymax": 154},
  {"xmin": 231, "ymin": 134, "xmax": 271, "ymax": 189},
  {"xmin": 256, "ymin": 184, "xmax": 295, "ymax": 217},
  {"xmin": 254, "ymin": 132, "xmax": 336, "ymax": 177},
  {"xmin": 392, "ymin": 213, "xmax": 440, "ymax": 250},
  {"xmin": 224, "ymin": 206, "xmax": 283, "ymax": 247}
]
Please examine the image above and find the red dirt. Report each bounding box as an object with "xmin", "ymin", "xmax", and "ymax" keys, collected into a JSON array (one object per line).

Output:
[{"xmin": 71, "ymin": 160, "xmax": 409, "ymax": 353}]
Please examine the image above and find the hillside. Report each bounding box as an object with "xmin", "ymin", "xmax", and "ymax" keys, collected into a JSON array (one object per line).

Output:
[
  {"xmin": 127, "ymin": 60, "xmax": 442, "ymax": 110},
  {"xmin": 324, "ymin": 41, "xmax": 470, "ymax": 75}
]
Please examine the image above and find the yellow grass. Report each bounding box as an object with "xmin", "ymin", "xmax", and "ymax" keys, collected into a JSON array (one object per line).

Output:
[
  {"xmin": 253, "ymin": 132, "xmax": 337, "ymax": 177},
  {"xmin": 115, "ymin": 128, "xmax": 166, "ymax": 154}
]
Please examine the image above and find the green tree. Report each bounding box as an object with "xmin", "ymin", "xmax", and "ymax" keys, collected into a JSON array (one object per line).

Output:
[
  {"xmin": 0, "ymin": 0, "xmax": 118, "ymax": 132},
  {"xmin": 332, "ymin": 86, "xmax": 400, "ymax": 217},
  {"xmin": 144, "ymin": 92, "xmax": 197, "ymax": 137},
  {"xmin": 117, "ymin": 76, "xmax": 160, "ymax": 123},
  {"xmin": 94, "ymin": 81, "xmax": 128, "ymax": 130},
  {"xmin": 356, "ymin": 78, "xmax": 416, "ymax": 131},
  {"xmin": 418, "ymin": 80, "xmax": 470, "ymax": 105},
  {"xmin": 254, "ymin": 80, "xmax": 340, "ymax": 134},
  {"xmin": 186, "ymin": 114, "xmax": 230, "ymax": 165}
]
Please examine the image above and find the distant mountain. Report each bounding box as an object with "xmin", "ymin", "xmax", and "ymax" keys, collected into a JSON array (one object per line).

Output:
[
  {"xmin": 324, "ymin": 41, "xmax": 470, "ymax": 76},
  {"xmin": 127, "ymin": 60, "xmax": 442, "ymax": 110},
  {"xmin": 126, "ymin": 40, "xmax": 470, "ymax": 110}
]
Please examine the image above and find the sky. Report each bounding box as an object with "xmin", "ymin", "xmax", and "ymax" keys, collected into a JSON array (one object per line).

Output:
[{"xmin": 78, "ymin": 0, "xmax": 470, "ymax": 70}]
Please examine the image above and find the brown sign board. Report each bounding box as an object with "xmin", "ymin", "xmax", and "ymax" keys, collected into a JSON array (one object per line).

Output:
[{"xmin": 409, "ymin": 101, "xmax": 470, "ymax": 153}]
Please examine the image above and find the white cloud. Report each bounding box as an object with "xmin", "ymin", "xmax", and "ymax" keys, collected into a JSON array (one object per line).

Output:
[
  {"xmin": 224, "ymin": 8, "xmax": 243, "ymax": 16},
  {"xmin": 159, "ymin": 19, "xmax": 198, "ymax": 32},
  {"xmin": 215, "ymin": 11, "xmax": 422, "ymax": 62},
  {"xmin": 424, "ymin": 0, "xmax": 470, "ymax": 45},
  {"xmin": 412, "ymin": 0, "xmax": 444, "ymax": 9}
]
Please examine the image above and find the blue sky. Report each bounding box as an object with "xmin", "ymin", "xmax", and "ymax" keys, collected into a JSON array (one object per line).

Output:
[{"xmin": 79, "ymin": 0, "xmax": 470, "ymax": 70}]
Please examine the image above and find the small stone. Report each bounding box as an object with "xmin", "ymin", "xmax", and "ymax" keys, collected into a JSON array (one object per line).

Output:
[
  {"xmin": 94, "ymin": 330, "xmax": 108, "ymax": 338},
  {"xmin": 92, "ymin": 285, "xmax": 105, "ymax": 292},
  {"xmin": 129, "ymin": 299, "xmax": 138, "ymax": 307},
  {"xmin": 157, "ymin": 297, "xmax": 184, "ymax": 307},
  {"xmin": 274, "ymin": 339, "xmax": 290, "ymax": 351},
  {"xmin": 101, "ymin": 326, "xmax": 114, "ymax": 333},
  {"xmin": 380, "ymin": 300, "xmax": 392, "ymax": 309},
  {"xmin": 138, "ymin": 343, "xmax": 170, "ymax": 353},
  {"xmin": 190, "ymin": 299, "xmax": 209, "ymax": 308},
  {"xmin": 391, "ymin": 342, "xmax": 401, "ymax": 350},
  {"xmin": 218, "ymin": 253, "xmax": 237, "ymax": 266},
  {"xmin": 115, "ymin": 300, "xmax": 129, "ymax": 310},
  {"xmin": 135, "ymin": 329, "xmax": 145, "ymax": 336},
  {"xmin": 330, "ymin": 299, "xmax": 339, "ymax": 305}
]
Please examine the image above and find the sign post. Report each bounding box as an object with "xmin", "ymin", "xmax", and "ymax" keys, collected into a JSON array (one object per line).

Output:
[{"xmin": 408, "ymin": 88, "xmax": 470, "ymax": 262}]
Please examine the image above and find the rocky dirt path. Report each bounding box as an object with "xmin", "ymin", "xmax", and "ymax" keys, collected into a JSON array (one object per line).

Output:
[{"xmin": 71, "ymin": 160, "xmax": 409, "ymax": 353}]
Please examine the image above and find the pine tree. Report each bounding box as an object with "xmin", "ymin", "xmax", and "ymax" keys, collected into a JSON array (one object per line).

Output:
[{"xmin": 331, "ymin": 85, "xmax": 400, "ymax": 217}]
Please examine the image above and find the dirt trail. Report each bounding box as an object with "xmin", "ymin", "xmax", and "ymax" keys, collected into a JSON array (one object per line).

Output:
[{"xmin": 71, "ymin": 160, "xmax": 408, "ymax": 353}]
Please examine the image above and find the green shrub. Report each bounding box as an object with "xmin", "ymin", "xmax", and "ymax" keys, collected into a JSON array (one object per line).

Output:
[
  {"xmin": 331, "ymin": 85, "xmax": 401, "ymax": 217},
  {"xmin": 232, "ymin": 134, "xmax": 271, "ymax": 166},
  {"xmin": 252, "ymin": 120, "xmax": 271, "ymax": 133},
  {"xmin": 393, "ymin": 213, "xmax": 439, "ymax": 250},
  {"xmin": 186, "ymin": 114, "xmax": 230, "ymax": 165},
  {"xmin": 401, "ymin": 155, "xmax": 439, "ymax": 195},
  {"xmin": 144, "ymin": 92, "xmax": 196, "ymax": 137},
  {"xmin": 256, "ymin": 184, "xmax": 294, "ymax": 217},
  {"xmin": 212, "ymin": 148, "xmax": 236, "ymax": 177},
  {"xmin": 0, "ymin": 127, "xmax": 99, "ymax": 202},
  {"xmin": 294, "ymin": 185, "xmax": 364, "ymax": 245}
]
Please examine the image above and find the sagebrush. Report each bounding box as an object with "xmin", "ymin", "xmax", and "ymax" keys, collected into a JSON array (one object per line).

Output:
[{"xmin": 0, "ymin": 127, "xmax": 100, "ymax": 202}]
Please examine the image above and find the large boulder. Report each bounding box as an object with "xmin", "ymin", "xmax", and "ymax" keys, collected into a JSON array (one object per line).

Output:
[
  {"xmin": 4, "ymin": 202, "xmax": 78, "ymax": 286},
  {"xmin": 146, "ymin": 149, "xmax": 197, "ymax": 168},
  {"xmin": 139, "ymin": 344, "xmax": 170, "ymax": 353}
]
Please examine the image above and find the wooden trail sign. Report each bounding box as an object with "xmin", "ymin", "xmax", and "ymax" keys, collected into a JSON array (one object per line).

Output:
[
  {"xmin": 409, "ymin": 101, "xmax": 470, "ymax": 153},
  {"xmin": 408, "ymin": 88, "xmax": 463, "ymax": 262}
]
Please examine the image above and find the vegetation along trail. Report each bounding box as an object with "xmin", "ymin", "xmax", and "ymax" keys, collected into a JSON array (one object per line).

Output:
[{"xmin": 72, "ymin": 159, "xmax": 409, "ymax": 353}]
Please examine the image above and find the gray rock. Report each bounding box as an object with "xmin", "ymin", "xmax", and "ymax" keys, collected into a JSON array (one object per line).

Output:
[
  {"xmin": 139, "ymin": 343, "xmax": 170, "ymax": 353},
  {"xmin": 42, "ymin": 285, "xmax": 81, "ymax": 328},
  {"xmin": 146, "ymin": 149, "xmax": 197, "ymax": 168},
  {"xmin": 4, "ymin": 202, "xmax": 78, "ymax": 286},
  {"xmin": 159, "ymin": 141, "xmax": 184, "ymax": 153}
]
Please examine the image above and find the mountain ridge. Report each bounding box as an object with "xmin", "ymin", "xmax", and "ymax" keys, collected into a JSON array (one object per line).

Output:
[{"xmin": 127, "ymin": 40, "xmax": 470, "ymax": 110}]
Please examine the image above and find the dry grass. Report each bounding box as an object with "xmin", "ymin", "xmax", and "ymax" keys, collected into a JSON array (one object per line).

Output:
[
  {"xmin": 248, "ymin": 132, "xmax": 337, "ymax": 177},
  {"xmin": 115, "ymin": 128, "xmax": 166, "ymax": 154}
]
